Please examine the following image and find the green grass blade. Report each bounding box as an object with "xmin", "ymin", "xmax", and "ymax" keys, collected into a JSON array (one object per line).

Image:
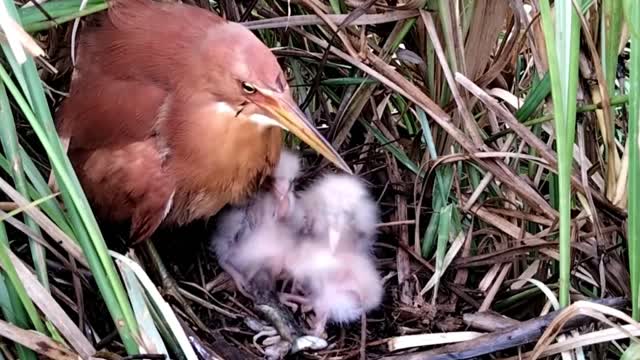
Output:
[
  {"xmin": 0, "ymin": 83, "xmax": 49, "ymax": 290},
  {"xmin": 432, "ymin": 204, "xmax": 452, "ymax": 302},
  {"xmin": 622, "ymin": 343, "xmax": 640, "ymax": 359},
  {"xmin": 626, "ymin": 0, "xmax": 640, "ymax": 320},
  {"xmin": 329, "ymin": 0, "xmax": 341, "ymax": 14},
  {"xmin": 18, "ymin": 150, "xmax": 75, "ymax": 235},
  {"xmin": 360, "ymin": 120, "xmax": 422, "ymax": 176},
  {"xmin": 0, "ymin": 228, "xmax": 46, "ymax": 334},
  {"xmin": 416, "ymin": 108, "xmax": 457, "ymax": 257},
  {"xmin": 515, "ymin": 72, "xmax": 551, "ymax": 122},
  {"xmin": 19, "ymin": 0, "xmax": 108, "ymax": 33},
  {"xmin": 110, "ymin": 251, "xmax": 198, "ymax": 359},
  {"xmin": 320, "ymin": 77, "xmax": 377, "ymax": 86},
  {"xmin": 0, "ymin": 272, "xmax": 36, "ymax": 360},
  {"xmin": 539, "ymin": 0, "xmax": 582, "ymax": 308},
  {"xmin": 0, "ymin": 153, "xmax": 74, "ymax": 236}
]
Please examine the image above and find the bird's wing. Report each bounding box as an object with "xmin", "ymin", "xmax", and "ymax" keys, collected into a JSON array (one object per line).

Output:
[
  {"xmin": 58, "ymin": 73, "xmax": 177, "ymax": 243},
  {"xmin": 56, "ymin": 73, "xmax": 169, "ymax": 150},
  {"xmin": 70, "ymin": 136, "xmax": 176, "ymax": 244}
]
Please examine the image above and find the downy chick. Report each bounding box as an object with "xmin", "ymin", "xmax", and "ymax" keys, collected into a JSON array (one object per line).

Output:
[
  {"xmin": 210, "ymin": 149, "xmax": 301, "ymax": 295},
  {"xmin": 285, "ymin": 174, "xmax": 383, "ymax": 334}
]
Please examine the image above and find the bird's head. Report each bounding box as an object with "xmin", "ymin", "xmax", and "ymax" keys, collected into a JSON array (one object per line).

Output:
[
  {"xmin": 301, "ymin": 174, "xmax": 379, "ymax": 252},
  {"xmin": 200, "ymin": 21, "xmax": 351, "ymax": 174}
]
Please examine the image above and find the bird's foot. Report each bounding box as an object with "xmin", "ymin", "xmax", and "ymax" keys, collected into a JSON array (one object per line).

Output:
[
  {"xmin": 246, "ymin": 312, "xmax": 327, "ymax": 357},
  {"xmin": 278, "ymin": 292, "xmax": 315, "ymax": 314},
  {"xmin": 217, "ymin": 261, "xmax": 254, "ymax": 299},
  {"xmin": 250, "ymin": 323, "xmax": 280, "ymax": 348},
  {"xmin": 248, "ymin": 273, "xmax": 328, "ymax": 353},
  {"xmin": 278, "ymin": 294, "xmax": 299, "ymax": 312},
  {"xmin": 245, "ymin": 317, "xmax": 289, "ymax": 359}
]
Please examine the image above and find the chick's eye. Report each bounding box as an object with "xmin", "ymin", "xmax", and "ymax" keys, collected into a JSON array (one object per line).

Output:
[{"xmin": 241, "ymin": 82, "xmax": 256, "ymax": 94}]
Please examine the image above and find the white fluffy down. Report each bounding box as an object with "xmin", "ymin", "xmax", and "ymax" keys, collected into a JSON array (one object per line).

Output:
[
  {"xmin": 303, "ymin": 174, "xmax": 378, "ymax": 229},
  {"xmin": 285, "ymin": 242, "xmax": 340, "ymax": 281},
  {"xmin": 310, "ymin": 252, "xmax": 383, "ymax": 324},
  {"xmin": 282, "ymin": 173, "xmax": 383, "ymax": 324},
  {"xmin": 298, "ymin": 173, "xmax": 379, "ymax": 252},
  {"xmin": 285, "ymin": 243, "xmax": 383, "ymax": 324},
  {"xmin": 232, "ymin": 220, "xmax": 296, "ymax": 277},
  {"xmin": 273, "ymin": 149, "xmax": 301, "ymax": 181}
]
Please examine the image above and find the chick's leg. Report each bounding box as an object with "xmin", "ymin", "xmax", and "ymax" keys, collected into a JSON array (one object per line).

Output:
[
  {"xmin": 310, "ymin": 310, "xmax": 328, "ymax": 337},
  {"xmin": 138, "ymin": 240, "xmax": 208, "ymax": 331},
  {"xmin": 279, "ymin": 293, "xmax": 313, "ymax": 313},
  {"xmin": 216, "ymin": 260, "xmax": 254, "ymax": 299}
]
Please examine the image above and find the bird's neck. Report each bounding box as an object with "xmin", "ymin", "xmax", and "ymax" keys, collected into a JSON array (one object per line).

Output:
[{"xmin": 166, "ymin": 108, "xmax": 283, "ymax": 220}]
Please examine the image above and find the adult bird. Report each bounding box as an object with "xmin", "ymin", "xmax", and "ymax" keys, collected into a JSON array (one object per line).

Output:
[{"xmin": 56, "ymin": 0, "xmax": 350, "ymax": 333}]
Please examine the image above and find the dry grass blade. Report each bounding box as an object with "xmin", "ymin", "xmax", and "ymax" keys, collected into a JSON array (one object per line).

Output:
[
  {"xmin": 503, "ymin": 324, "xmax": 640, "ymax": 360},
  {"xmin": 463, "ymin": 0, "xmax": 512, "ymax": 81},
  {"xmin": 455, "ymin": 71, "xmax": 623, "ymax": 217},
  {"xmin": 0, "ymin": 1, "xmax": 43, "ymax": 62},
  {"xmin": 299, "ymin": 0, "xmax": 359, "ymax": 59},
  {"xmin": 387, "ymin": 331, "xmax": 484, "ymax": 351},
  {"xmin": 420, "ymin": 231, "xmax": 465, "ymax": 295},
  {"xmin": 0, "ymin": 318, "xmax": 80, "ymax": 360},
  {"xmin": 6, "ymin": 250, "xmax": 95, "ymax": 358},
  {"xmin": 292, "ymin": 28, "xmax": 449, "ymax": 121},
  {"xmin": 0, "ymin": 192, "xmax": 58, "ymax": 222},
  {"xmin": 454, "ymin": 72, "xmax": 557, "ymax": 163},
  {"xmin": 530, "ymin": 301, "xmax": 640, "ymax": 360},
  {"xmin": 0, "ymin": 176, "xmax": 87, "ymax": 267},
  {"xmin": 297, "ymin": 27, "xmax": 559, "ymax": 215},
  {"xmin": 421, "ymin": 11, "xmax": 482, "ymax": 146},
  {"xmin": 242, "ymin": 10, "xmax": 419, "ymax": 29}
]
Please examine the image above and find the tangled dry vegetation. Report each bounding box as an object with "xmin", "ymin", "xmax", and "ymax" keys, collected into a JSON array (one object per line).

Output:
[{"xmin": 0, "ymin": 0, "xmax": 637, "ymax": 359}]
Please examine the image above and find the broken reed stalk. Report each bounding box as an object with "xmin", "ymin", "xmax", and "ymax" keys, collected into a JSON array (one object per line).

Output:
[{"xmin": 381, "ymin": 297, "xmax": 627, "ymax": 360}]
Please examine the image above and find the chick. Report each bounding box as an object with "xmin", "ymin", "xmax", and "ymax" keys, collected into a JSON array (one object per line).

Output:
[
  {"xmin": 210, "ymin": 149, "xmax": 301, "ymax": 296},
  {"xmin": 283, "ymin": 174, "xmax": 383, "ymax": 335}
]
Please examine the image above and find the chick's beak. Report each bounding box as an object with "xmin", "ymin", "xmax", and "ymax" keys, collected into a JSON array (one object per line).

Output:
[{"xmin": 261, "ymin": 93, "xmax": 352, "ymax": 174}]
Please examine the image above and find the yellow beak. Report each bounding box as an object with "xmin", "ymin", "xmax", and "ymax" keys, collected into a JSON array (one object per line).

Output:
[{"xmin": 263, "ymin": 93, "xmax": 352, "ymax": 174}]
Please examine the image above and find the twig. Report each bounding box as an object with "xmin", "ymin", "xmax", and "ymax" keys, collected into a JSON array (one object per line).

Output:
[{"xmin": 381, "ymin": 297, "xmax": 627, "ymax": 360}]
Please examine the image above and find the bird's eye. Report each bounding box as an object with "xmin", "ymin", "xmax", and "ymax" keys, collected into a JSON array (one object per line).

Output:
[{"xmin": 241, "ymin": 82, "xmax": 256, "ymax": 94}]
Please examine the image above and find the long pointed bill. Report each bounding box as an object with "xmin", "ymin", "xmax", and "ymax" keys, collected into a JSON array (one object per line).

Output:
[{"xmin": 263, "ymin": 94, "xmax": 352, "ymax": 174}]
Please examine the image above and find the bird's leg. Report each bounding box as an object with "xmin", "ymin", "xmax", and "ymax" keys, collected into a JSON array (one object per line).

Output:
[
  {"xmin": 287, "ymin": 279, "xmax": 314, "ymax": 313},
  {"xmin": 309, "ymin": 310, "xmax": 328, "ymax": 337},
  {"xmin": 278, "ymin": 294, "xmax": 298, "ymax": 312},
  {"xmin": 249, "ymin": 274, "xmax": 329, "ymax": 354},
  {"xmin": 246, "ymin": 271, "xmax": 306, "ymax": 343},
  {"xmin": 138, "ymin": 240, "xmax": 208, "ymax": 331},
  {"xmin": 279, "ymin": 293, "xmax": 310, "ymax": 309},
  {"xmin": 216, "ymin": 260, "xmax": 254, "ymax": 299}
]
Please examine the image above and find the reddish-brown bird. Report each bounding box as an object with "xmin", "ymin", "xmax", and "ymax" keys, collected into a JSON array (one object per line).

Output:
[{"xmin": 56, "ymin": 0, "xmax": 350, "ymax": 245}]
